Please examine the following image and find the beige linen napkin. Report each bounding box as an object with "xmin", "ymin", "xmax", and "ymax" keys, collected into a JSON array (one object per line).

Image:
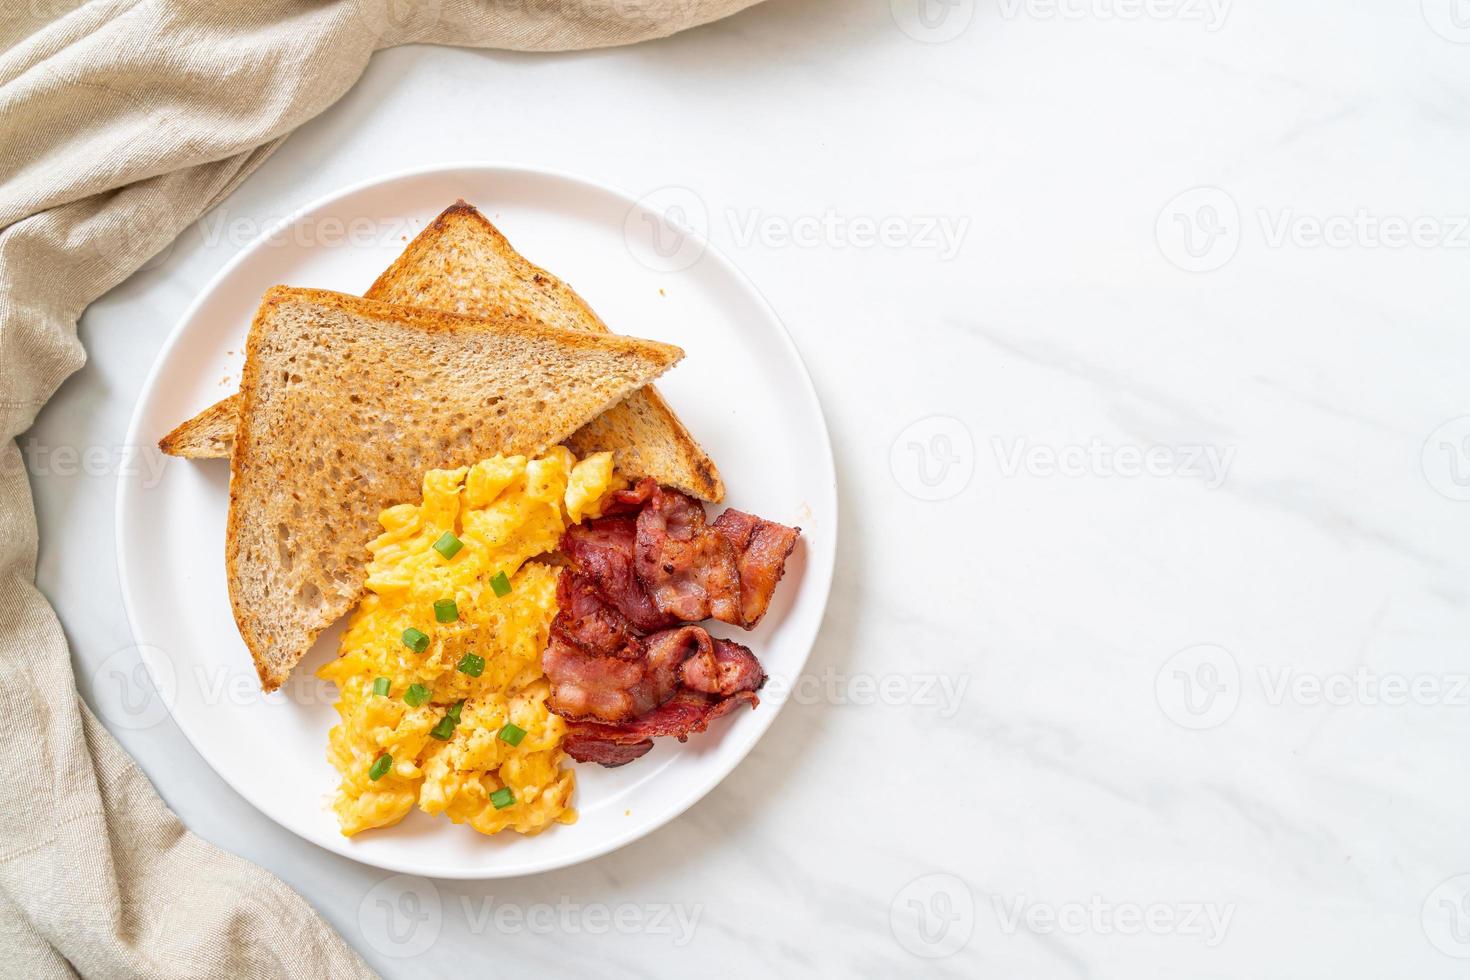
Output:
[{"xmin": 0, "ymin": 1, "xmax": 761, "ymax": 976}]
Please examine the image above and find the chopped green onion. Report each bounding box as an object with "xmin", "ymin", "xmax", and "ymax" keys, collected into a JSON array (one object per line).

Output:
[
  {"xmin": 490, "ymin": 571, "xmax": 512, "ymax": 597},
  {"xmin": 429, "ymin": 713, "xmax": 457, "ymax": 741},
  {"xmin": 498, "ymin": 723, "xmax": 526, "ymax": 747},
  {"xmin": 404, "ymin": 683, "xmax": 430, "ymax": 707},
  {"xmin": 433, "ymin": 531, "xmax": 463, "ymax": 560},
  {"xmin": 401, "ymin": 627, "xmax": 429, "ymax": 653},
  {"xmin": 372, "ymin": 677, "xmax": 390, "ymax": 697},
  {"xmin": 368, "ymin": 754, "xmax": 392, "ymax": 781},
  {"xmin": 489, "ymin": 787, "xmax": 515, "ymax": 809},
  {"xmin": 434, "ymin": 598, "xmax": 459, "ymax": 623},
  {"xmin": 447, "ymin": 700, "xmax": 464, "ymax": 723},
  {"xmin": 457, "ymin": 652, "xmax": 485, "ymax": 678}
]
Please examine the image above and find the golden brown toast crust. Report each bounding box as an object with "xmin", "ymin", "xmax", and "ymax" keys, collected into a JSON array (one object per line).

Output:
[
  {"xmin": 158, "ymin": 393, "xmax": 240, "ymax": 457},
  {"xmin": 366, "ymin": 201, "xmax": 724, "ymax": 502},
  {"xmin": 163, "ymin": 201, "xmax": 724, "ymax": 502}
]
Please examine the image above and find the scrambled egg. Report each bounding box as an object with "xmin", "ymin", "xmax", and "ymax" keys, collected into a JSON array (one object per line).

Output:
[{"xmin": 317, "ymin": 448, "xmax": 616, "ymax": 837}]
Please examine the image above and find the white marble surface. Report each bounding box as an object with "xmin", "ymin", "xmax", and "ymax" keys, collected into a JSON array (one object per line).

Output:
[{"xmin": 27, "ymin": 0, "xmax": 1470, "ymax": 975}]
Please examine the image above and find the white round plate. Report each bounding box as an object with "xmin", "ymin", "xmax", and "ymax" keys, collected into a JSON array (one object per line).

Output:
[{"xmin": 117, "ymin": 163, "xmax": 836, "ymax": 878}]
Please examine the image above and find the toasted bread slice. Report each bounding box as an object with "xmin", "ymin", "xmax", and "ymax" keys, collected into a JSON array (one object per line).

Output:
[
  {"xmin": 160, "ymin": 202, "xmax": 724, "ymax": 501},
  {"xmin": 159, "ymin": 393, "xmax": 240, "ymax": 458},
  {"xmin": 228, "ymin": 286, "xmax": 683, "ymax": 691},
  {"xmin": 370, "ymin": 204, "xmax": 724, "ymax": 501}
]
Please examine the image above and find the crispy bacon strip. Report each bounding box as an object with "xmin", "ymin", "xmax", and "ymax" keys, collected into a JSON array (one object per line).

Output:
[
  {"xmin": 600, "ymin": 477, "xmax": 657, "ymax": 516},
  {"xmin": 559, "ymin": 515, "xmax": 674, "ymax": 632},
  {"xmin": 635, "ymin": 485, "xmax": 743, "ymax": 625},
  {"xmin": 544, "ymin": 574, "xmax": 694, "ymax": 723},
  {"xmin": 562, "ymin": 688, "xmax": 762, "ymax": 765},
  {"xmin": 562, "ymin": 735, "xmax": 653, "ymax": 767},
  {"xmin": 679, "ymin": 637, "xmax": 765, "ymax": 697},
  {"xmin": 541, "ymin": 574, "xmax": 643, "ymax": 722},
  {"xmin": 550, "ymin": 480, "xmax": 795, "ymax": 767},
  {"xmin": 565, "ymin": 482, "xmax": 801, "ymax": 632},
  {"xmin": 712, "ymin": 509, "xmax": 801, "ymax": 629},
  {"xmin": 553, "ymin": 568, "xmax": 642, "ymax": 660},
  {"xmin": 541, "ymin": 637, "xmax": 643, "ymax": 724},
  {"xmin": 545, "ymin": 572, "xmax": 766, "ymax": 725}
]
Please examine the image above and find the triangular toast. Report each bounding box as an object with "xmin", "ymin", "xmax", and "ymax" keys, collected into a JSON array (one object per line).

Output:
[
  {"xmin": 227, "ymin": 286, "xmax": 683, "ymax": 690},
  {"xmin": 159, "ymin": 201, "xmax": 724, "ymax": 501}
]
